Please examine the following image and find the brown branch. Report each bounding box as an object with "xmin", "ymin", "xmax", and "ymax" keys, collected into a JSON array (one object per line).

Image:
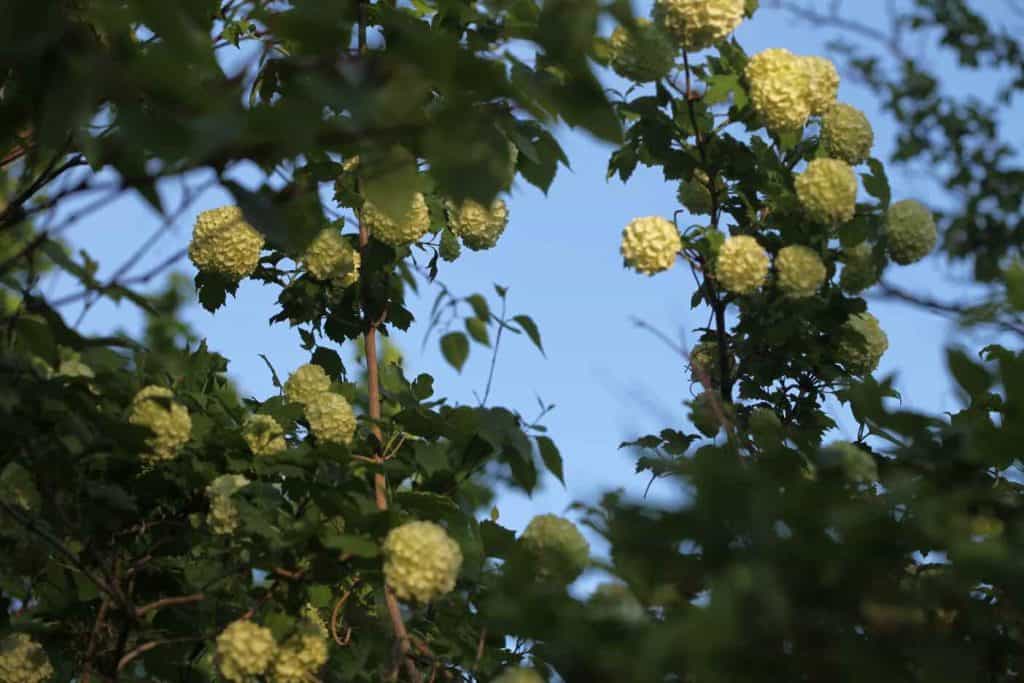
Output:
[
  {"xmin": 876, "ymin": 279, "xmax": 1024, "ymax": 336},
  {"xmin": 116, "ymin": 637, "xmax": 201, "ymax": 672},
  {"xmin": 135, "ymin": 593, "xmax": 205, "ymax": 618},
  {"xmin": 81, "ymin": 598, "xmax": 112, "ymax": 683},
  {"xmin": 330, "ymin": 588, "xmax": 355, "ymax": 646}
]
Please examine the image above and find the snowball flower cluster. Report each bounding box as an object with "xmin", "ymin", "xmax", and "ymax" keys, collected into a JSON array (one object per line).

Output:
[
  {"xmin": 745, "ymin": 49, "xmax": 839, "ymax": 134},
  {"xmin": 775, "ymin": 245, "xmax": 826, "ymax": 298},
  {"xmin": 206, "ymin": 474, "xmax": 250, "ymax": 535},
  {"xmin": 620, "ymin": 216, "xmax": 682, "ymax": 275},
  {"xmin": 794, "ymin": 158, "xmax": 858, "ymax": 225},
  {"xmin": 885, "ymin": 199, "xmax": 937, "ymax": 265},
  {"xmin": 589, "ymin": 582, "xmax": 647, "ymax": 623},
  {"xmin": 302, "ymin": 229, "xmax": 360, "ymax": 285},
  {"xmin": 715, "ymin": 235, "xmax": 769, "ymax": 294},
  {"xmin": 520, "ymin": 514, "xmax": 590, "ymax": 584},
  {"xmin": 243, "ymin": 414, "xmax": 286, "ymax": 457},
  {"xmin": 0, "ymin": 633, "xmax": 53, "ymax": 683},
  {"xmin": 305, "ymin": 392, "xmax": 356, "ymax": 446},
  {"xmin": 447, "ymin": 198, "xmax": 509, "ymax": 251},
  {"xmin": 383, "ymin": 520, "xmax": 463, "ymax": 603},
  {"xmin": 608, "ymin": 18, "xmax": 676, "ymax": 83},
  {"xmin": 839, "ymin": 243, "xmax": 879, "ymax": 293},
  {"xmin": 803, "ymin": 56, "xmax": 840, "ymax": 115},
  {"xmin": 128, "ymin": 385, "xmax": 192, "ymax": 463},
  {"xmin": 821, "ymin": 103, "xmax": 874, "ymax": 165},
  {"xmin": 362, "ymin": 193, "xmax": 431, "ymax": 247},
  {"xmin": 837, "ymin": 311, "xmax": 889, "ymax": 375},
  {"xmin": 688, "ymin": 340, "xmax": 733, "ymax": 386},
  {"xmin": 188, "ymin": 205, "xmax": 264, "ymax": 280},
  {"xmin": 215, "ymin": 620, "xmax": 277, "ymax": 682},
  {"xmin": 824, "ymin": 441, "xmax": 878, "ymax": 483},
  {"xmin": 491, "ymin": 667, "xmax": 545, "ymax": 683},
  {"xmin": 652, "ymin": 0, "xmax": 746, "ymax": 52},
  {"xmin": 269, "ymin": 631, "xmax": 329, "ymax": 683},
  {"xmin": 284, "ymin": 364, "xmax": 331, "ymax": 406},
  {"xmin": 748, "ymin": 406, "xmax": 783, "ymax": 442}
]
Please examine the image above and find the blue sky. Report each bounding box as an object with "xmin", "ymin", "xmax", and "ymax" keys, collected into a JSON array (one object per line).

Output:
[{"xmin": 45, "ymin": 1, "xmax": 1022, "ymax": 587}]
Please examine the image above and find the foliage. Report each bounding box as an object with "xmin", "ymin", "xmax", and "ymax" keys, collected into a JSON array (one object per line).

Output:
[{"xmin": 2, "ymin": 0, "xmax": 1024, "ymax": 682}]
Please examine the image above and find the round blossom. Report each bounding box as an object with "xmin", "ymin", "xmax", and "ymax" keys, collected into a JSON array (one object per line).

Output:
[
  {"xmin": 491, "ymin": 667, "xmax": 546, "ymax": 683},
  {"xmin": 269, "ymin": 631, "xmax": 329, "ymax": 683},
  {"xmin": 608, "ymin": 18, "xmax": 676, "ymax": 83},
  {"xmin": 243, "ymin": 414, "xmax": 287, "ymax": 457},
  {"xmin": 775, "ymin": 245, "xmax": 827, "ymax": 298},
  {"xmin": 823, "ymin": 441, "xmax": 878, "ymax": 483},
  {"xmin": 304, "ymin": 392, "xmax": 356, "ymax": 446},
  {"xmin": 215, "ymin": 620, "xmax": 277, "ymax": 682},
  {"xmin": 302, "ymin": 229, "xmax": 360, "ymax": 284},
  {"xmin": 885, "ymin": 199, "xmax": 937, "ymax": 265},
  {"xmin": 748, "ymin": 406, "xmax": 784, "ymax": 443},
  {"xmin": 439, "ymin": 230, "xmax": 461, "ymax": 262},
  {"xmin": 715, "ymin": 235, "xmax": 769, "ymax": 294},
  {"xmin": 801, "ymin": 56, "xmax": 839, "ymax": 115},
  {"xmin": 620, "ymin": 216, "xmax": 682, "ymax": 274},
  {"xmin": 821, "ymin": 103, "xmax": 874, "ymax": 165},
  {"xmin": 362, "ymin": 193, "xmax": 431, "ymax": 247},
  {"xmin": 0, "ymin": 633, "xmax": 53, "ymax": 683},
  {"xmin": 652, "ymin": 0, "xmax": 746, "ymax": 52},
  {"xmin": 589, "ymin": 582, "xmax": 647, "ymax": 623},
  {"xmin": 206, "ymin": 474, "xmax": 250, "ymax": 535},
  {"xmin": 283, "ymin": 364, "xmax": 331, "ymax": 406},
  {"xmin": 520, "ymin": 514, "xmax": 590, "ymax": 584},
  {"xmin": 794, "ymin": 158, "xmax": 858, "ymax": 225},
  {"xmin": 188, "ymin": 205, "xmax": 264, "ymax": 280},
  {"xmin": 839, "ymin": 242, "xmax": 879, "ymax": 293},
  {"xmin": 383, "ymin": 521, "xmax": 463, "ymax": 603},
  {"xmin": 688, "ymin": 340, "xmax": 733, "ymax": 386},
  {"xmin": 447, "ymin": 198, "xmax": 509, "ymax": 251},
  {"xmin": 745, "ymin": 48, "xmax": 811, "ymax": 134},
  {"xmin": 128, "ymin": 385, "xmax": 192, "ymax": 463},
  {"xmin": 690, "ymin": 391, "xmax": 730, "ymax": 437},
  {"xmin": 837, "ymin": 312, "xmax": 888, "ymax": 375}
]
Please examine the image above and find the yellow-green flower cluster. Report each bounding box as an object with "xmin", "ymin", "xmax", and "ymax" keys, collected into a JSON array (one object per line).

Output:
[
  {"xmin": 837, "ymin": 312, "xmax": 888, "ymax": 375},
  {"xmin": 447, "ymin": 198, "xmax": 509, "ymax": 251},
  {"xmin": 520, "ymin": 514, "xmax": 590, "ymax": 584},
  {"xmin": 243, "ymin": 414, "xmax": 286, "ymax": 457},
  {"xmin": 491, "ymin": 667, "xmax": 546, "ymax": 683},
  {"xmin": 383, "ymin": 520, "xmax": 463, "ymax": 603},
  {"xmin": 305, "ymin": 392, "xmax": 356, "ymax": 446},
  {"xmin": 302, "ymin": 229, "xmax": 360, "ymax": 285},
  {"xmin": 620, "ymin": 216, "xmax": 682, "ymax": 275},
  {"xmin": 775, "ymin": 245, "xmax": 826, "ymax": 298},
  {"xmin": 128, "ymin": 385, "xmax": 192, "ymax": 463},
  {"xmin": 745, "ymin": 49, "xmax": 839, "ymax": 134},
  {"xmin": 284, "ymin": 364, "xmax": 332, "ymax": 406},
  {"xmin": 215, "ymin": 620, "xmax": 277, "ymax": 683},
  {"xmin": 608, "ymin": 18, "xmax": 676, "ymax": 83},
  {"xmin": 188, "ymin": 205, "xmax": 264, "ymax": 280},
  {"xmin": 652, "ymin": 0, "xmax": 746, "ymax": 52},
  {"xmin": 824, "ymin": 441, "xmax": 878, "ymax": 483},
  {"xmin": 715, "ymin": 235, "xmax": 769, "ymax": 294},
  {"xmin": 885, "ymin": 199, "xmax": 937, "ymax": 265},
  {"xmin": 269, "ymin": 631, "xmax": 329, "ymax": 683},
  {"xmin": 362, "ymin": 193, "xmax": 431, "ymax": 247},
  {"xmin": 794, "ymin": 158, "xmax": 857, "ymax": 224},
  {"xmin": 688, "ymin": 340, "xmax": 734, "ymax": 386},
  {"xmin": 589, "ymin": 582, "xmax": 647, "ymax": 623},
  {"xmin": 821, "ymin": 103, "xmax": 874, "ymax": 165},
  {"xmin": 300, "ymin": 603, "xmax": 329, "ymax": 639},
  {"xmin": 839, "ymin": 243, "xmax": 879, "ymax": 293},
  {"xmin": 0, "ymin": 633, "xmax": 53, "ymax": 683},
  {"xmin": 206, "ymin": 474, "xmax": 250, "ymax": 535}
]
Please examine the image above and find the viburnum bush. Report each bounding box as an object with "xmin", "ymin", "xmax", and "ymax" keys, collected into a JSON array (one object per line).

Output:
[{"xmin": 3, "ymin": 1, "xmax": 1024, "ymax": 682}]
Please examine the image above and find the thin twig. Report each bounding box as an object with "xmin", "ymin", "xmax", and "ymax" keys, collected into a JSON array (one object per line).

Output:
[{"xmin": 135, "ymin": 593, "xmax": 205, "ymax": 617}]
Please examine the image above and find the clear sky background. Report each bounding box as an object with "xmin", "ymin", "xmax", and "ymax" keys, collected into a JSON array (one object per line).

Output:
[{"xmin": 44, "ymin": 1, "xmax": 1023, "ymax": 588}]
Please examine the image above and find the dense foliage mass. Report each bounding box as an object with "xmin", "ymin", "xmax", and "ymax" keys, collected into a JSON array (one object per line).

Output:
[{"xmin": 2, "ymin": 0, "xmax": 1024, "ymax": 682}]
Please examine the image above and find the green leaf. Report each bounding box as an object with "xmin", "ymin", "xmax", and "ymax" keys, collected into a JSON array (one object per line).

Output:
[
  {"xmin": 440, "ymin": 332, "xmax": 470, "ymax": 372},
  {"xmin": 361, "ymin": 145, "xmax": 422, "ymax": 223},
  {"xmin": 411, "ymin": 373, "xmax": 434, "ymax": 400},
  {"xmin": 704, "ymin": 74, "xmax": 747, "ymax": 109},
  {"xmin": 465, "ymin": 294, "xmax": 490, "ymax": 320},
  {"xmin": 312, "ymin": 347, "xmax": 344, "ymax": 380},
  {"xmin": 465, "ymin": 317, "xmax": 491, "ymax": 347},
  {"xmin": 862, "ymin": 158, "xmax": 891, "ymax": 209},
  {"xmin": 319, "ymin": 533, "xmax": 379, "ymax": 557},
  {"xmin": 512, "ymin": 315, "xmax": 544, "ymax": 356},
  {"xmin": 947, "ymin": 348, "xmax": 991, "ymax": 396},
  {"xmin": 536, "ymin": 435, "xmax": 564, "ymax": 484},
  {"xmin": 395, "ymin": 491, "xmax": 459, "ymax": 519},
  {"xmin": 480, "ymin": 520, "xmax": 517, "ymax": 559}
]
